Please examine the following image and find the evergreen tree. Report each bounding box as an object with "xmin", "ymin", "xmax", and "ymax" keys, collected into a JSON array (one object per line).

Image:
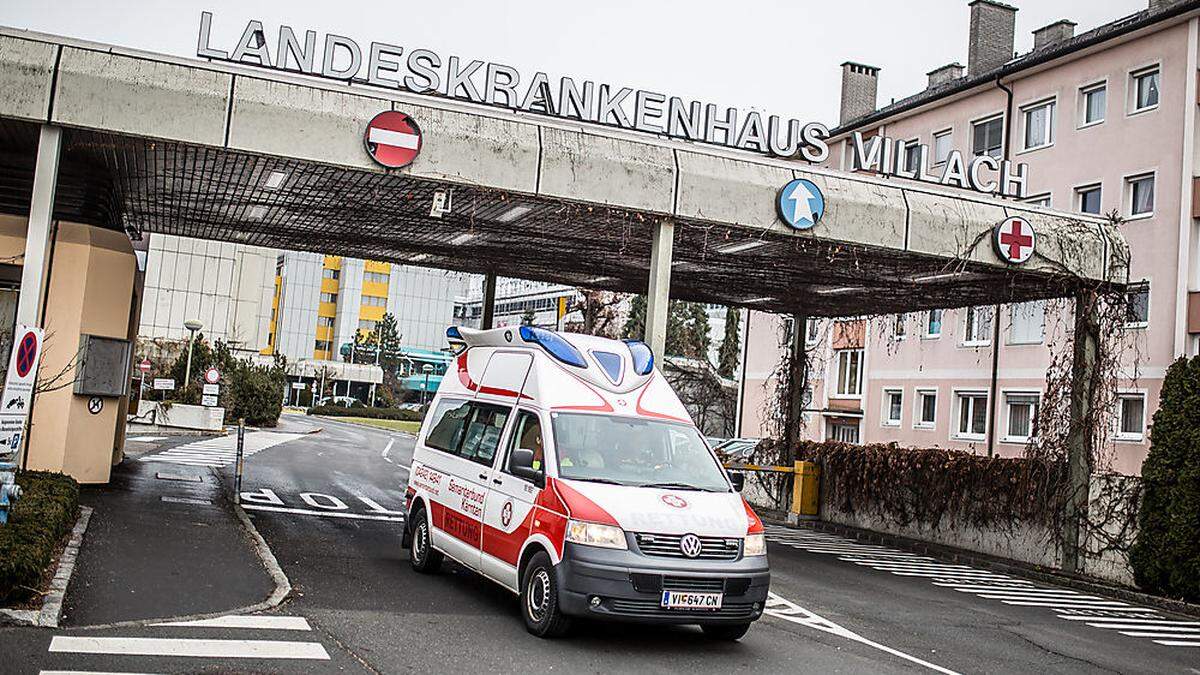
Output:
[
  {"xmin": 373, "ymin": 313, "xmax": 403, "ymax": 371},
  {"xmin": 623, "ymin": 294, "xmax": 647, "ymax": 341},
  {"xmin": 1130, "ymin": 356, "xmax": 1200, "ymax": 602},
  {"xmin": 718, "ymin": 307, "xmax": 741, "ymax": 378}
]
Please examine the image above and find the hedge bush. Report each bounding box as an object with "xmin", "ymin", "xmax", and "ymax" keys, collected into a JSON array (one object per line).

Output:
[
  {"xmin": 0, "ymin": 471, "xmax": 79, "ymax": 604},
  {"xmin": 1130, "ymin": 357, "xmax": 1200, "ymax": 602},
  {"xmin": 759, "ymin": 438, "xmax": 1067, "ymax": 530},
  {"xmin": 306, "ymin": 405, "xmax": 423, "ymax": 421}
]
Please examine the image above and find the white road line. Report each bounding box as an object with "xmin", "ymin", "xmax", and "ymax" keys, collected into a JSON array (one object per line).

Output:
[
  {"xmin": 1061, "ymin": 616, "xmax": 1197, "ymax": 626},
  {"xmin": 151, "ymin": 615, "xmax": 311, "ymax": 630},
  {"xmin": 1001, "ymin": 600, "xmax": 1130, "ymax": 608},
  {"xmin": 241, "ymin": 503, "xmax": 403, "ymax": 522},
  {"xmin": 952, "ymin": 588, "xmax": 1082, "ymax": 597},
  {"xmin": 979, "ymin": 593, "xmax": 1109, "ymax": 602},
  {"xmin": 1084, "ymin": 624, "xmax": 1199, "ymax": 632},
  {"xmin": 48, "ymin": 637, "xmax": 330, "ymax": 660},
  {"xmin": 1120, "ymin": 631, "xmax": 1200, "ymax": 639},
  {"xmin": 127, "ymin": 436, "xmax": 167, "ymax": 442},
  {"xmin": 382, "ymin": 439, "xmax": 394, "ymax": 460},
  {"xmin": 1152, "ymin": 640, "xmax": 1200, "ymax": 647}
]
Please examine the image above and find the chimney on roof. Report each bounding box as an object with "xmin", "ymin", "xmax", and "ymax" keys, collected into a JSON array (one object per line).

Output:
[
  {"xmin": 839, "ymin": 61, "xmax": 880, "ymax": 124},
  {"xmin": 927, "ymin": 63, "xmax": 965, "ymax": 89},
  {"xmin": 1033, "ymin": 19, "xmax": 1076, "ymax": 50},
  {"xmin": 968, "ymin": 0, "xmax": 1018, "ymax": 77}
]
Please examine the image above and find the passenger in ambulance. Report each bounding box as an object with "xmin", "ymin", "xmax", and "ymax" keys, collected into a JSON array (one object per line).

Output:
[{"xmin": 517, "ymin": 418, "xmax": 544, "ymax": 471}]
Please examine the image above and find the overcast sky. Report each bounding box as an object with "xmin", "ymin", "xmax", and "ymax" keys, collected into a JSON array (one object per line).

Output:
[{"xmin": 0, "ymin": 0, "xmax": 1145, "ymax": 125}]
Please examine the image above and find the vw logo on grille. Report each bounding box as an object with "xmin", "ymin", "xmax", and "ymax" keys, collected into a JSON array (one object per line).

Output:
[{"xmin": 679, "ymin": 533, "xmax": 702, "ymax": 558}]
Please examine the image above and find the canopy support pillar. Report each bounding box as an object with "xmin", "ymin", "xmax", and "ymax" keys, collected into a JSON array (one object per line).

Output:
[
  {"xmin": 481, "ymin": 271, "xmax": 497, "ymax": 330},
  {"xmin": 645, "ymin": 220, "xmax": 674, "ymax": 359},
  {"xmin": 785, "ymin": 314, "xmax": 809, "ymax": 459},
  {"xmin": 1063, "ymin": 291, "xmax": 1099, "ymax": 574}
]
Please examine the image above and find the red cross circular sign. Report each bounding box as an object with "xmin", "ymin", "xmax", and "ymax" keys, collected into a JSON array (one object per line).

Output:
[
  {"xmin": 364, "ymin": 111, "xmax": 422, "ymax": 169},
  {"xmin": 994, "ymin": 216, "xmax": 1036, "ymax": 265}
]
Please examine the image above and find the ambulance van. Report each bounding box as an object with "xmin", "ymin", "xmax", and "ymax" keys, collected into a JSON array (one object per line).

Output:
[{"xmin": 402, "ymin": 326, "xmax": 769, "ymax": 639}]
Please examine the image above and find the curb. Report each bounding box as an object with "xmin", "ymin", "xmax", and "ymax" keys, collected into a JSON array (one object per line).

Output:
[
  {"xmin": 0, "ymin": 505, "xmax": 93, "ymax": 628},
  {"xmin": 769, "ymin": 516, "xmax": 1200, "ymax": 620}
]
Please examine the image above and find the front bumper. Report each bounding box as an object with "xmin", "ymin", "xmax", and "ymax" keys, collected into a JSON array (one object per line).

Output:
[{"xmin": 554, "ymin": 542, "xmax": 770, "ymax": 625}]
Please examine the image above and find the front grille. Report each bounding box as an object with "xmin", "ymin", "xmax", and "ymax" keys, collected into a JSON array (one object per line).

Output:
[
  {"xmin": 662, "ymin": 576, "xmax": 725, "ymax": 593},
  {"xmin": 607, "ymin": 599, "xmax": 758, "ymax": 619},
  {"xmin": 634, "ymin": 533, "xmax": 740, "ymax": 560}
]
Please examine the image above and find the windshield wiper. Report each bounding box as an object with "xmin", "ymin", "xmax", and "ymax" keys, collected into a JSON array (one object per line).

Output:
[
  {"xmin": 641, "ymin": 481, "xmax": 722, "ymax": 492},
  {"xmin": 570, "ymin": 477, "xmax": 626, "ymax": 486}
]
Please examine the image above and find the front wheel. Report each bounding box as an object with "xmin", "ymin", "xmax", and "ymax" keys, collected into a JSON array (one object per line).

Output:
[
  {"xmin": 408, "ymin": 508, "xmax": 442, "ymax": 573},
  {"xmin": 520, "ymin": 551, "xmax": 572, "ymax": 638},
  {"xmin": 701, "ymin": 623, "xmax": 752, "ymax": 641}
]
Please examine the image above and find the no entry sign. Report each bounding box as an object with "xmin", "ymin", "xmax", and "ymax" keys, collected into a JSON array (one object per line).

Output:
[
  {"xmin": 364, "ymin": 111, "xmax": 422, "ymax": 169},
  {"xmin": 994, "ymin": 216, "xmax": 1036, "ymax": 265}
]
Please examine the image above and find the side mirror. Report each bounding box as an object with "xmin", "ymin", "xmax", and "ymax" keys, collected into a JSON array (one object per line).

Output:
[
  {"xmin": 729, "ymin": 472, "xmax": 745, "ymax": 492},
  {"xmin": 510, "ymin": 448, "xmax": 544, "ymax": 487}
]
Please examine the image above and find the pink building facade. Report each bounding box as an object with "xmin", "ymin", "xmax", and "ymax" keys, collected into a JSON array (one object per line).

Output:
[{"xmin": 739, "ymin": 0, "xmax": 1200, "ymax": 475}]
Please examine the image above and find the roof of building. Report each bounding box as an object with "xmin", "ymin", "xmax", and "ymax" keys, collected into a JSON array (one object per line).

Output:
[{"xmin": 832, "ymin": 0, "xmax": 1200, "ymax": 136}]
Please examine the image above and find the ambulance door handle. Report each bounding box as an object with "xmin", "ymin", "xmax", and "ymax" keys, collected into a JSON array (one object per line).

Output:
[
  {"xmin": 492, "ymin": 478, "xmax": 503, "ymax": 485},
  {"xmin": 478, "ymin": 472, "xmax": 488, "ymax": 481}
]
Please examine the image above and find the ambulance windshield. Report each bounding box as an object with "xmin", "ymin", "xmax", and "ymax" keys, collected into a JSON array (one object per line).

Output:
[{"xmin": 549, "ymin": 413, "xmax": 730, "ymax": 492}]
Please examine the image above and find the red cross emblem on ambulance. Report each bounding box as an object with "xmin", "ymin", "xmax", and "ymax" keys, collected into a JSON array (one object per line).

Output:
[{"xmin": 994, "ymin": 216, "xmax": 1036, "ymax": 265}]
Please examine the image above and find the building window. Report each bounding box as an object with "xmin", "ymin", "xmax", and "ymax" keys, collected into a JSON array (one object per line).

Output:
[
  {"xmin": 1075, "ymin": 184, "xmax": 1102, "ymax": 215},
  {"xmin": 806, "ymin": 318, "xmax": 820, "ymax": 345},
  {"xmin": 1024, "ymin": 193, "xmax": 1051, "ymax": 208},
  {"xmin": 320, "ymin": 292, "xmax": 338, "ymax": 304},
  {"xmin": 316, "ymin": 316, "xmax": 335, "ymax": 328},
  {"xmin": 314, "ymin": 339, "xmax": 333, "ymax": 352},
  {"xmin": 1115, "ymin": 393, "xmax": 1146, "ymax": 441},
  {"xmin": 925, "ymin": 309, "xmax": 943, "ymax": 338},
  {"xmin": 933, "ymin": 130, "xmax": 952, "ymax": 165},
  {"xmin": 1021, "ymin": 99, "xmax": 1055, "ymax": 150},
  {"xmin": 363, "ymin": 271, "xmax": 389, "ymax": 284},
  {"xmin": 322, "ymin": 268, "xmax": 340, "ymax": 280},
  {"xmin": 1004, "ymin": 393, "xmax": 1040, "ymax": 442},
  {"xmin": 963, "ymin": 306, "xmax": 993, "ymax": 345},
  {"xmin": 358, "ymin": 319, "xmax": 377, "ymax": 333},
  {"xmin": 902, "ymin": 140, "xmax": 922, "ymax": 174},
  {"xmin": 834, "ymin": 349, "xmax": 864, "ymax": 397},
  {"xmin": 1124, "ymin": 282, "xmax": 1150, "ymax": 328},
  {"xmin": 915, "ymin": 389, "xmax": 937, "ymax": 428},
  {"xmin": 955, "ymin": 392, "xmax": 989, "ymax": 440},
  {"xmin": 1131, "ymin": 67, "xmax": 1160, "ymax": 113},
  {"xmin": 883, "ymin": 389, "xmax": 903, "ymax": 426},
  {"xmin": 827, "ymin": 421, "xmax": 860, "ymax": 444},
  {"xmin": 892, "ymin": 314, "xmax": 907, "ymax": 339},
  {"xmin": 972, "ymin": 116, "xmax": 1003, "ymax": 158},
  {"xmin": 1080, "ymin": 83, "xmax": 1106, "ymax": 126},
  {"xmin": 362, "ymin": 295, "xmax": 387, "ymax": 307},
  {"xmin": 1126, "ymin": 173, "xmax": 1155, "ymax": 217},
  {"xmin": 1009, "ymin": 301, "xmax": 1045, "ymax": 345}
]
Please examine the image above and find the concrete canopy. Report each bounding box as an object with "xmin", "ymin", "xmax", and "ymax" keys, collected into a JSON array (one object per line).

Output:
[{"xmin": 0, "ymin": 29, "xmax": 1128, "ymax": 318}]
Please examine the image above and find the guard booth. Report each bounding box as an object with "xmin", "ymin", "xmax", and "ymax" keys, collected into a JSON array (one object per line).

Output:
[{"xmin": 0, "ymin": 23, "xmax": 1126, "ymax": 484}]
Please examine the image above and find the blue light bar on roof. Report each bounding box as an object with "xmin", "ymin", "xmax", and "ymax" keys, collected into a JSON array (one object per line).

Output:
[
  {"xmin": 623, "ymin": 340, "xmax": 654, "ymax": 375},
  {"xmin": 519, "ymin": 326, "xmax": 587, "ymax": 368},
  {"xmin": 446, "ymin": 326, "xmax": 464, "ymax": 342}
]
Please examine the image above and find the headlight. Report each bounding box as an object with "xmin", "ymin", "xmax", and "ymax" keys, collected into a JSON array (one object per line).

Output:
[
  {"xmin": 565, "ymin": 520, "xmax": 628, "ymax": 549},
  {"xmin": 744, "ymin": 533, "xmax": 767, "ymax": 557}
]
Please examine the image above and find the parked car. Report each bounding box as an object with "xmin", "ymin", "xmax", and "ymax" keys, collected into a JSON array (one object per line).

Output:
[
  {"xmin": 402, "ymin": 326, "xmax": 768, "ymax": 640},
  {"xmin": 316, "ymin": 395, "xmax": 362, "ymax": 408},
  {"xmin": 711, "ymin": 438, "xmax": 761, "ymax": 464}
]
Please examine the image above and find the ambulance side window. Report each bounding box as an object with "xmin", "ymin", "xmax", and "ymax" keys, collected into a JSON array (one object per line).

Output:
[
  {"xmin": 424, "ymin": 399, "xmax": 472, "ymax": 454},
  {"xmin": 459, "ymin": 403, "xmax": 510, "ymax": 467},
  {"xmin": 504, "ymin": 410, "xmax": 544, "ymax": 475}
]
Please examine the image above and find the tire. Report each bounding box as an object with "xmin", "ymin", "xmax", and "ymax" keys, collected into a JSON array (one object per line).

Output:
[
  {"xmin": 701, "ymin": 623, "xmax": 752, "ymax": 641},
  {"xmin": 408, "ymin": 507, "xmax": 443, "ymax": 574},
  {"xmin": 520, "ymin": 551, "xmax": 572, "ymax": 638}
]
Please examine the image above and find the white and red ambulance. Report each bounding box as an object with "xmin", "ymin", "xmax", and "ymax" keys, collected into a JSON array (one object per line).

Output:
[{"xmin": 402, "ymin": 326, "xmax": 769, "ymax": 639}]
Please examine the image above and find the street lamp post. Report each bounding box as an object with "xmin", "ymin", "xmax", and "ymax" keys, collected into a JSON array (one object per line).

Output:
[
  {"xmin": 422, "ymin": 363, "xmax": 434, "ymax": 405},
  {"xmin": 183, "ymin": 319, "xmax": 203, "ymax": 387}
]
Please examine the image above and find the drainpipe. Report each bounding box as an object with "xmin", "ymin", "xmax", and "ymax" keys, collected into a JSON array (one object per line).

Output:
[{"xmin": 985, "ymin": 76, "xmax": 1015, "ymax": 458}]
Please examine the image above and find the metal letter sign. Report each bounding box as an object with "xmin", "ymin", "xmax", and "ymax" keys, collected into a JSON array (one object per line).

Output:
[
  {"xmin": 994, "ymin": 216, "xmax": 1036, "ymax": 264},
  {"xmin": 365, "ymin": 111, "xmax": 423, "ymax": 169},
  {"xmin": 776, "ymin": 179, "xmax": 825, "ymax": 230},
  {"xmin": 196, "ymin": 12, "xmax": 830, "ymax": 162},
  {"xmin": 0, "ymin": 326, "xmax": 43, "ymax": 458}
]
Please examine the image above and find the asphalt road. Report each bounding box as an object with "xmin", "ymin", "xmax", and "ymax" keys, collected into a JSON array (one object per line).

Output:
[{"xmin": 10, "ymin": 414, "xmax": 1200, "ymax": 674}]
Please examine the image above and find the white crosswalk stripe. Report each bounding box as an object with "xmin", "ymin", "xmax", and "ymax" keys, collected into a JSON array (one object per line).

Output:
[
  {"xmin": 138, "ymin": 432, "xmax": 305, "ymax": 468},
  {"xmin": 41, "ymin": 613, "xmax": 330, "ymax": 672},
  {"xmin": 765, "ymin": 524, "xmax": 1194, "ymax": 650}
]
